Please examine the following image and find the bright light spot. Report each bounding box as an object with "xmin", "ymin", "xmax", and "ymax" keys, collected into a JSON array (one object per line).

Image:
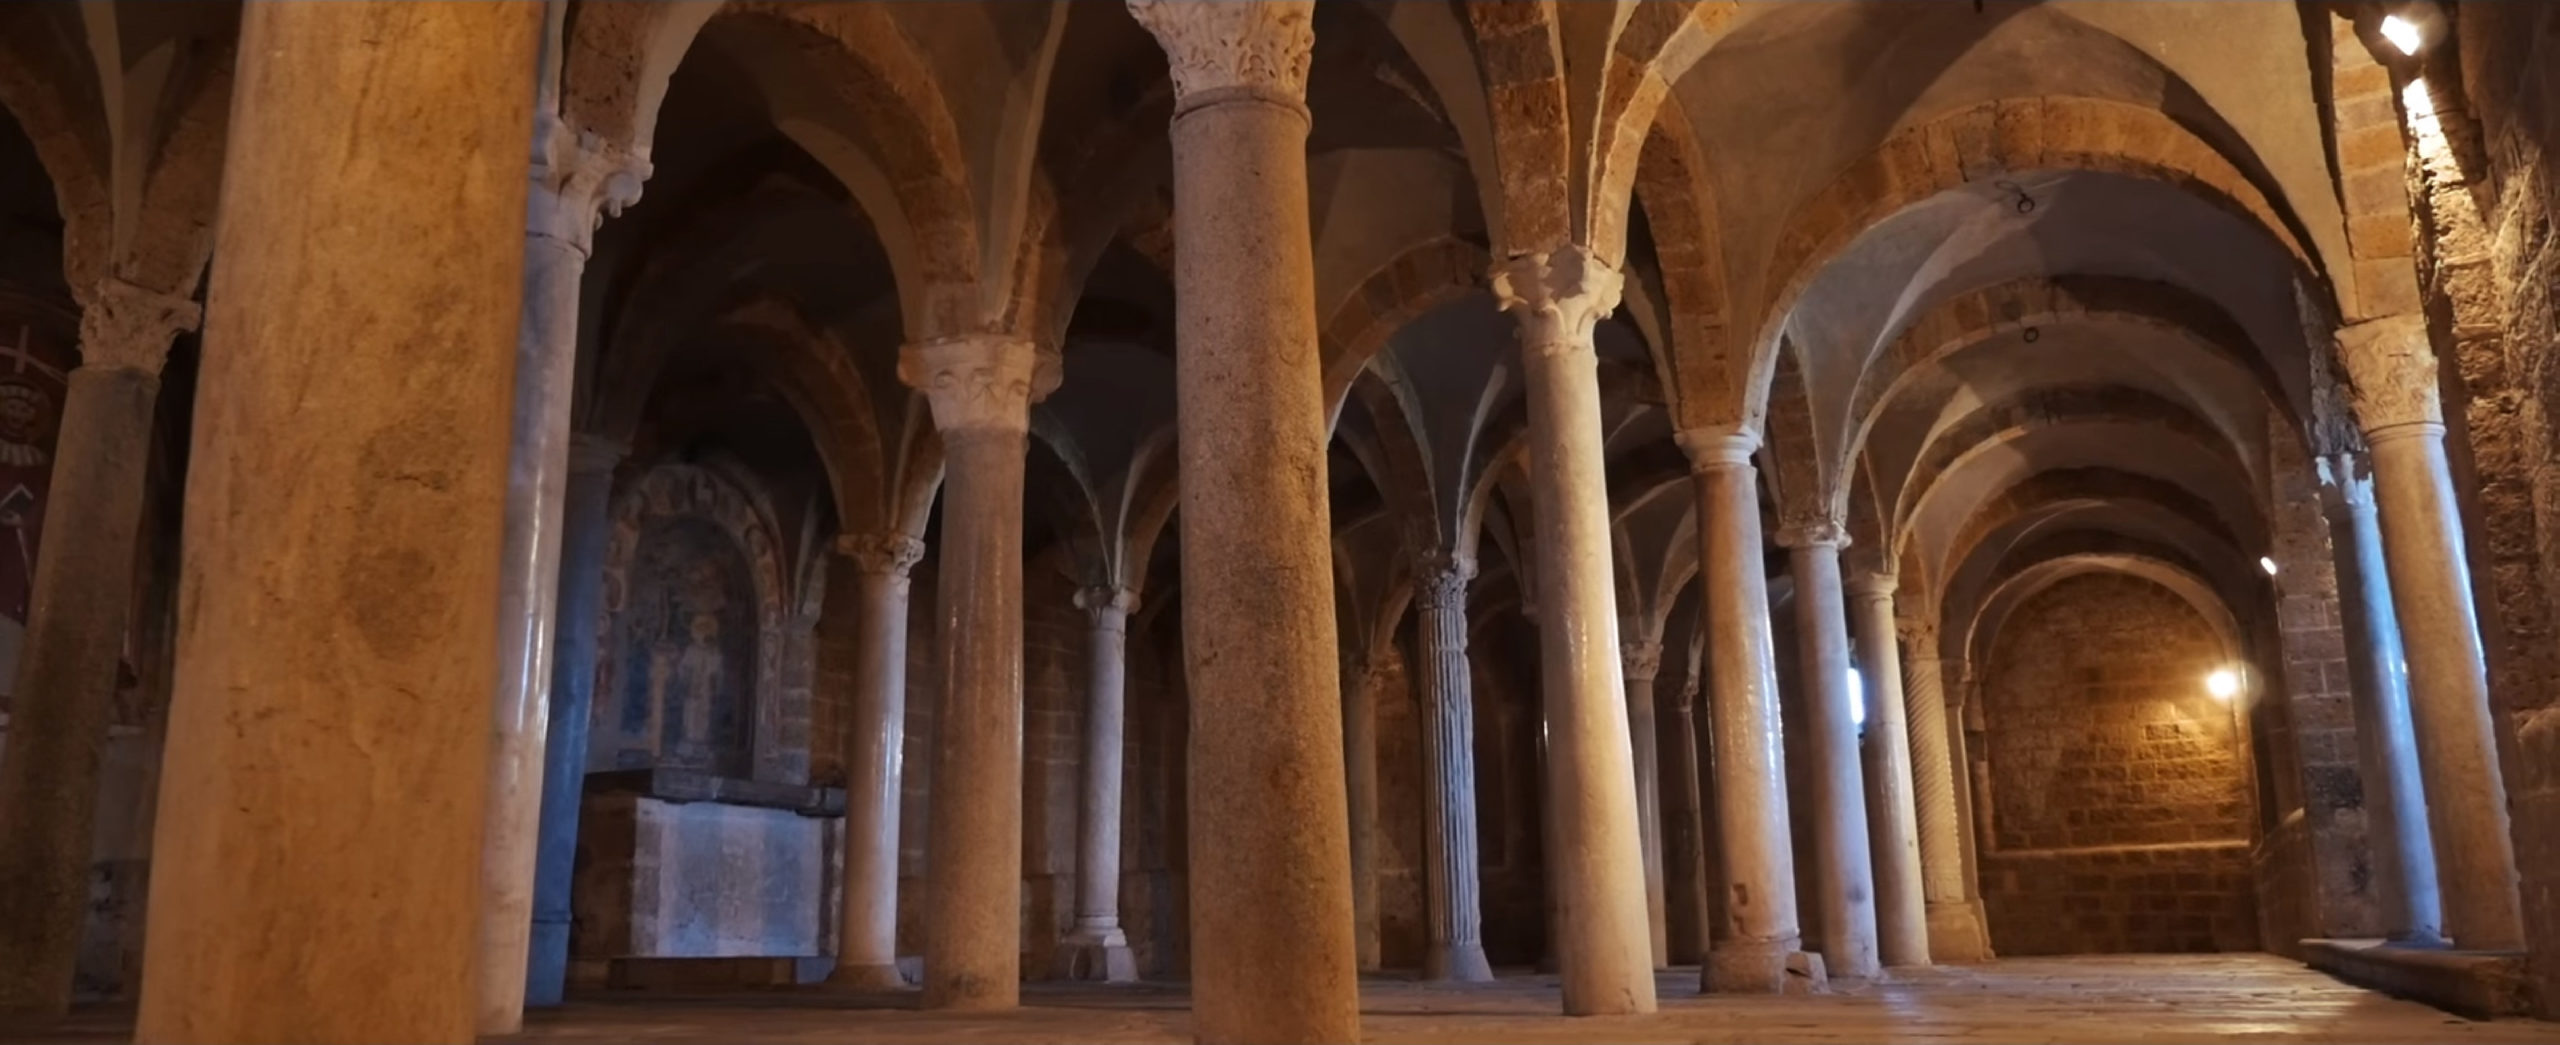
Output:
[
  {"xmin": 2206, "ymin": 669, "xmax": 2241, "ymax": 701},
  {"xmin": 2259, "ymin": 556, "xmax": 2280, "ymax": 576},
  {"xmin": 2381, "ymin": 14, "xmax": 2423, "ymax": 56},
  {"xmin": 1847, "ymin": 667, "xmax": 1867, "ymax": 728}
]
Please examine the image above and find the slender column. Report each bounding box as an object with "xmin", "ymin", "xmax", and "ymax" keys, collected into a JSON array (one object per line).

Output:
[
  {"xmin": 1676, "ymin": 427, "xmax": 1817, "ymax": 994},
  {"xmin": 1413, "ymin": 554, "xmax": 1494, "ymax": 982},
  {"xmin": 478, "ymin": 109, "xmax": 648, "ymax": 1035},
  {"xmin": 134, "ymin": 5, "xmax": 540, "ymax": 1038},
  {"xmin": 1777, "ymin": 524, "xmax": 1879, "ymax": 981},
  {"xmin": 0, "ymin": 280, "xmax": 195, "ymax": 1016},
  {"xmin": 1621, "ymin": 639, "xmax": 1670, "ymax": 970},
  {"xmin": 1660, "ymin": 672, "xmax": 1711, "ymax": 964},
  {"xmin": 2336, "ymin": 315, "xmax": 2524, "ymax": 949},
  {"xmin": 1061, "ymin": 584, "xmax": 1140, "ymax": 982},
  {"xmin": 824, "ymin": 532, "xmax": 925, "ymax": 989},
  {"xmin": 525, "ymin": 436, "xmax": 627, "ymax": 1005},
  {"xmin": 904, "ymin": 336, "xmax": 1047, "ymax": 1010},
  {"xmin": 1126, "ymin": 5, "xmax": 1358, "ymax": 1039},
  {"xmin": 1492, "ymin": 247, "xmax": 1656, "ymax": 1016},
  {"xmin": 1899, "ymin": 629, "xmax": 1990, "ymax": 960},
  {"xmin": 2319, "ymin": 453, "xmax": 2445, "ymax": 942},
  {"xmin": 1846, "ymin": 573, "xmax": 1928, "ymax": 968},
  {"xmin": 1343, "ymin": 659, "xmax": 1385, "ymax": 972}
]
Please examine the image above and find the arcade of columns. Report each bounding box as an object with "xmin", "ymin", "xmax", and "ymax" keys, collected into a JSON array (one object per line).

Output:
[{"xmin": 0, "ymin": 2, "xmax": 2552, "ymax": 1044}]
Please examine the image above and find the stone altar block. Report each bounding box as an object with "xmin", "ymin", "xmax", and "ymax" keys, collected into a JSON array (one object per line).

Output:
[{"xmin": 573, "ymin": 769, "xmax": 844, "ymax": 967}]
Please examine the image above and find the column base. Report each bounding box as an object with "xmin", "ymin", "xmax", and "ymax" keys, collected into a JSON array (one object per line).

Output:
[
  {"xmin": 524, "ymin": 918, "xmax": 572, "ymax": 1007},
  {"xmin": 822, "ymin": 961, "xmax": 913, "ymax": 991},
  {"xmin": 1924, "ymin": 901, "xmax": 1994, "ymax": 963},
  {"xmin": 1054, "ymin": 926, "xmax": 1138, "ymax": 983},
  {"xmin": 1704, "ymin": 940, "xmax": 1827, "ymax": 994},
  {"xmin": 1424, "ymin": 942, "xmax": 1496, "ymax": 983}
]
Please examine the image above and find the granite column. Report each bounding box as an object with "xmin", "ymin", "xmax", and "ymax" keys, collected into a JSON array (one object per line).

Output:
[
  {"xmin": 1621, "ymin": 640, "xmax": 1669, "ymax": 969},
  {"xmin": 1778, "ymin": 524, "xmax": 1879, "ymax": 981},
  {"xmin": 525, "ymin": 435, "xmax": 626, "ymax": 1005},
  {"xmin": 1061, "ymin": 585, "xmax": 1139, "ymax": 982},
  {"xmin": 1846, "ymin": 573, "xmax": 1927, "ymax": 968},
  {"xmin": 825, "ymin": 532, "xmax": 925, "ymax": 989}
]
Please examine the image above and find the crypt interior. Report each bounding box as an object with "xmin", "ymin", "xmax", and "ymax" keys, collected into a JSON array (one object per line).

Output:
[{"xmin": 3, "ymin": 1, "xmax": 2560, "ymax": 1042}]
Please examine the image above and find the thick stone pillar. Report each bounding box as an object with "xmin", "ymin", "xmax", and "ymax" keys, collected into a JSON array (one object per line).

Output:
[
  {"xmin": 824, "ymin": 532, "xmax": 925, "ymax": 990},
  {"xmin": 1898, "ymin": 630, "xmax": 1990, "ymax": 961},
  {"xmin": 525, "ymin": 435, "xmax": 626, "ymax": 1006},
  {"xmin": 2317, "ymin": 452, "xmax": 2443, "ymax": 943},
  {"xmin": 1777, "ymin": 525, "xmax": 1879, "ymax": 981},
  {"xmin": 1661, "ymin": 673, "xmax": 1711, "ymax": 964},
  {"xmin": 1413, "ymin": 554, "xmax": 1494, "ymax": 982},
  {"xmin": 2337, "ymin": 315, "xmax": 2524, "ymax": 949},
  {"xmin": 1621, "ymin": 640, "xmax": 1670, "ymax": 970},
  {"xmin": 1343, "ymin": 659, "xmax": 1383, "ymax": 972},
  {"xmin": 1060, "ymin": 584, "xmax": 1139, "ymax": 982},
  {"xmin": 1846, "ymin": 573, "xmax": 1928, "ymax": 968},
  {"xmin": 903, "ymin": 336, "xmax": 1045, "ymax": 1010},
  {"xmin": 1126, "ymin": 4, "xmax": 1359, "ymax": 1039},
  {"xmin": 1492, "ymin": 247, "xmax": 1656, "ymax": 1016},
  {"xmin": 1676, "ymin": 427, "xmax": 1817, "ymax": 994},
  {"xmin": 478, "ymin": 112, "xmax": 647, "ymax": 1035},
  {"xmin": 133, "ymin": 5, "xmax": 540, "ymax": 1039},
  {"xmin": 0, "ymin": 280, "xmax": 195, "ymax": 1016}
]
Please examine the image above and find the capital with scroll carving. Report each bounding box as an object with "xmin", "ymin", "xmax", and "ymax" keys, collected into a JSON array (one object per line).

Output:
[
  {"xmin": 2334, "ymin": 314, "xmax": 2442, "ymax": 439},
  {"xmin": 1846, "ymin": 571, "xmax": 1899, "ymax": 601},
  {"xmin": 1673, "ymin": 425, "xmax": 1759, "ymax": 471},
  {"xmin": 1774, "ymin": 518, "xmax": 1850, "ymax": 550},
  {"xmin": 836, "ymin": 532, "xmax": 926, "ymax": 581},
  {"xmin": 1896, "ymin": 615, "xmax": 1940, "ymax": 657},
  {"xmin": 1491, "ymin": 247, "xmax": 1625, "ymax": 356},
  {"xmin": 1620, "ymin": 639, "xmax": 1664, "ymax": 683},
  {"xmin": 1126, "ymin": 0, "xmax": 1315, "ymax": 113},
  {"xmin": 1076, "ymin": 584, "xmax": 1140, "ymax": 630},
  {"xmin": 2315, "ymin": 452, "xmax": 2379, "ymax": 511},
  {"xmin": 77, "ymin": 277, "xmax": 200, "ymax": 376},
  {"xmin": 529, "ymin": 112, "xmax": 651, "ymax": 255},
  {"xmin": 899, "ymin": 335, "xmax": 1057, "ymax": 434},
  {"xmin": 1411, "ymin": 552, "xmax": 1477, "ymax": 612}
]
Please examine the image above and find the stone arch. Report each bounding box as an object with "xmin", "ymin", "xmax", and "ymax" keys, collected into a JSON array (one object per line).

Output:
[
  {"xmin": 1318, "ymin": 237, "xmax": 1490, "ymax": 426},
  {"xmin": 1893, "ymin": 386, "xmax": 2260, "ymax": 548},
  {"xmin": 560, "ymin": 1, "xmax": 725, "ymax": 154},
  {"xmin": 1761, "ymin": 342, "xmax": 1823, "ymax": 528},
  {"xmin": 0, "ymin": 5, "xmax": 111, "ymax": 296},
  {"xmin": 1961, "ymin": 552, "xmax": 2242, "ymax": 672},
  {"xmin": 1630, "ymin": 91, "xmax": 1733, "ymax": 427},
  {"xmin": 1933, "ymin": 468, "xmax": 2241, "ymax": 593},
  {"xmin": 713, "ymin": 297, "xmax": 890, "ymax": 535}
]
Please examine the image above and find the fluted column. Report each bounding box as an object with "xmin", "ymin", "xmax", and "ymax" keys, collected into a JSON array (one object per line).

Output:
[
  {"xmin": 2336, "ymin": 315, "xmax": 2523, "ymax": 949},
  {"xmin": 1621, "ymin": 639, "xmax": 1670, "ymax": 969},
  {"xmin": 135, "ymin": 6, "xmax": 540, "ymax": 1038},
  {"xmin": 1661, "ymin": 672, "xmax": 1711, "ymax": 964},
  {"xmin": 904, "ymin": 335, "xmax": 1050, "ymax": 1010},
  {"xmin": 0, "ymin": 280, "xmax": 196, "ymax": 1016},
  {"xmin": 1675, "ymin": 426, "xmax": 1815, "ymax": 994},
  {"xmin": 525, "ymin": 435, "xmax": 627, "ymax": 1005},
  {"xmin": 824, "ymin": 532, "xmax": 925, "ymax": 990},
  {"xmin": 1413, "ymin": 554, "xmax": 1494, "ymax": 982},
  {"xmin": 1343, "ymin": 658, "xmax": 1385, "ymax": 972},
  {"xmin": 1124, "ymin": 4, "xmax": 1357, "ymax": 1038},
  {"xmin": 1492, "ymin": 247, "xmax": 1656, "ymax": 1016},
  {"xmin": 2317, "ymin": 452, "xmax": 2442, "ymax": 943},
  {"xmin": 1777, "ymin": 524, "xmax": 1879, "ymax": 981},
  {"xmin": 477, "ymin": 111, "xmax": 648, "ymax": 1035},
  {"xmin": 1899, "ymin": 626, "xmax": 1990, "ymax": 961},
  {"xmin": 1846, "ymin": 573, "xmax": 1927, "ymax": 968},
  {"xmin": 1062, "ymin": 584, "xmax": 1140, "ymax": 982}
]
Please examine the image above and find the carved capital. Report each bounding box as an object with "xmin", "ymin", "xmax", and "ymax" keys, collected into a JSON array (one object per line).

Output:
[
  {"xmin": 1411, "ymin": 552, "xmax": 1477, "ymax": 611},
  {"xmin": 2335, "ymin": 314, "xmax": 2442, "ymax": 436},
  {"xmin": 1674, "ymin": 676, "xmax": 1701, "ymax": 713},
  {"xmin": 1847, "ymin": 571, "xmax": 1899, "ymax": 601},
  {"xmin": 1620, "ymin": 640, "xmax": 1664, "ymax": 683},
  {"xmin": 1491, "ymin": 247, "xmax": 1624, "ymax": 356},
  {"xmin": 1076, "ymin": 584, "xmax": 1140, "ymax": 623},
  {"xmin": 1126, "ymin": 0, "xmax": 1314, "ymax": 113},
  {"xmin": 900, "ymin": 336, "xmax": 1054, "ymax": 433},
  {"xmin": 1896, "ymin": 617, "xmax": 1940, "ymax": 655},
  {"xmin": 1774, "ymin": 519, "xmax": 1850, "ymax": 550},
  {"xmin": 835, "ymin": 532, "xmax": 926, "ymax": 579},
  {"xmin": 2316, "ymin": 452, "xmax": 2379, "ymax": 511},
  {"xmin": 1673, "ymin": 425, "xmax": 1759, "ymax": 471},
  {"xmin": 529, "ymin": 113, "xmax": 651, "ymax": 254},
  {"xmin": 568, "ymin": 433, "xmax": 628, "ymax": 476},
  {"xmin": 77, "ymin": 278, "xmax": 199, "ymax": 375}
]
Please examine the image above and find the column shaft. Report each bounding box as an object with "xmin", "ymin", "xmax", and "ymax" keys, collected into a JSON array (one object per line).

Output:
[
  {"xmin": 1414, "ymin": 560, "xmax": 1493, "ymax": 982},
  {"xmin": 1660, "ymin": 679, "xmax": 1711, "ymax": 964},
  {"xmin": 525, "ymin": 439, "xmax": 623, "ymax": 1005},
  {"xmin": 134, "ymin": 5, "xmax": 540, "ymax": 1039},
  {"xmin": 1061, "ymin": 586, "xmax": 1138, "ymax": 981},
  {"xmin": 1902, "ymin": 647, "xmax": 1989, "ymax": 960},
  {"xmin": 2320, "ymin": 454, "xmax": 2442, "ymax": 942},
  {"xmin": 1781, "ymin": 533, "xmax": 1878, "ymax": 980},
  {"xmin": 1847, "ymin": 577, "xmax": 1927, "ymax": 968},
  {"xmin": 825, "ymin": 534, "xmax": 922, "ymax": 989},
  {"xmin": 1344, "ymin": 661, "xmax": 1382, "ymax": 972},
  {"xmin": 1622, "ymin": 644, "xmax": 1669, "ymax": 970}
]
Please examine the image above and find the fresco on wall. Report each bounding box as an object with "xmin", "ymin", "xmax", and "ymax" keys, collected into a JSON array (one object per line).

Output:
[
  {"xmin": 0, "ymin": 318, "xmax": 73, "ymax": 700},
  {"xmin": 617, "ymin": 517, "xmax": 758, "ymax": 776}
]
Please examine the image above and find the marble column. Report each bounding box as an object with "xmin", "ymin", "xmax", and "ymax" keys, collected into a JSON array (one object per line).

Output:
[
  {"xmin": 1675, "ymin": 427, "xmax": 1817, "ymax": 994},
  {"xmin": 134, "ymin": 5, "xmax": 540, "ymax": 1039},
  {"xmin": 1621, "ymin": 639, "xmax": 1670, "ymax": 970},
  {"xmin": 2336, "ymin": 314, "xmax": 2524, "ymax": 949},
  {"xmin": 825, "ymin": 532, "xmax": 925, "ymax": 990},
  {"xmin": 1492, "ymin": 247, "xmax": 1656, "ymax": 1016},
  {"xmin": 478, "ymin": 111, "xmax": 648, "ymax": 1035},
  {"xmin": 1343, "ymin": 658, "xmax": 1384, "ymax": 972},
  {"xmin": 1660, "ymin": 673, "xmax": 1711, "ymax": 965},
  {"xmin": 1777, "ymin": 524, "xmax": 1879, "ymax": 981},
  {"xmin": 2317, "ymin": 452, "xmax": 2443, "ymax": 943},
  {"xmin": 1061, "ymin": 584, "xmax": 1140, "ymax": 982},
  {"xmin": 1899, "ymin": 630, "xmax": 1991, "ymax": 961},
  {"xmin": 525, "ymin": 435, "xmax": 626, "ymax": 1006},
  {"xmin": 1413, "ymin": 554, "xmax": 1494, "ymax": 982},
  {"xmin": 1125, "ymin": 4, "xmax": 1359, "ymax": 1039},
  {"xmin": 904, "ymin": 335, "xmax": 1046, "ymax": 1010},
  {"xmin": 0, "ymin": 280, "xmax": 195, "ymax": 1016},
  {"xmin": 1846, "ymin": 573, "xmax": 1928, "ymax": 968}
]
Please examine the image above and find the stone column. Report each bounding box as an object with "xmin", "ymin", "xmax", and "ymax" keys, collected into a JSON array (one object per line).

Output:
[
  {"xmin": 1621, "ymin": 639, "xmax": 1669, "ymax": 970},
  {"xmin": 1898, "ymin": 629, "xmax": 1990, "ymax": 961},
  {"xmin": 825, "ymin": 532, "xmax": 925, "ymax": 990},
  {"xmin": 1492, "ymin": 247, "xmax": 1656, "ymax": 1016},
  {"xmin": 2317, "ymin": 452, "xmax": 2442, "ymax": 943},
  {"xmin": 0, "ymin": 280, "xmax": 196, "ymax": 1016},
  {"xmin": 2336, "ymin": 315, "xmax": 2524, "ymax": 949},
  {"xmin": 1061, "ymin": 584, "xmax": 1139, "ymax": 982},
  {"xmin": 1343, "ymin": 658, "xmax": 1383, "ymax": 972},
  {"xmin": 1125, "ymin": 4, "xmax": 1359, "ymax": 1039},
  {"xmin": 134, "ymin": 5, "xmax": 540, "ymax": 1039},
  {"xmin": 1661, "ymin": 673, "xmax": 1711, "ymax": 965},
  {"xmin": 1846, "ymin": 573, "xmax": 1928, "ymax": 968},
  {"xmin": 904, "ymin": 335, "xmax": 1046, "ymax": 1010},
  {"xmin": 1676, "ymin": 428, "xmax": 1815, "ymax": 993},
  {"xmin": 477, "ymin": 112, "xmax": 647, "ymax": 1035},
  {"xmin": 1413, "ymin": 554, "xmax": 1494, "ymax": 982},
  {"xmin": 525, "ymin": 435, "xmax": 626, "ymax": 1006},
  {"xmin": 1777, "ymin": 524, "xmax": 1879, "ymax": 981}
]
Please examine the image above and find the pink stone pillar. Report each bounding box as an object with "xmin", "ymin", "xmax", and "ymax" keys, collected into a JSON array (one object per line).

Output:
[
  {"xmin": 1777, "ymin": 524, "xmax": 1878, "ymax": 981},
  {"xmin": 1846, "ymin": 572, "xmax": 1927, "ymax": 968},
  {"xmin": 1061, "ymin": 585, "xmax": 1139, "ymax": 982},
  {"xmin": 825, "ymin": 532, "xmax": 925, "ymax": 990},
  {"xmin": 1413, "ymin": 554, "xmax": 1493, "ymax": 982},
  {"xmin": 1621, "ymin": 639, "xmax": 1670, "ymax": 970}
]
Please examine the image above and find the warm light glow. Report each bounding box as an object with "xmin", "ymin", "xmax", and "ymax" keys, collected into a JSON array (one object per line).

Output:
[
  {"xmin": 2259, "ymin": 556, "xmax": 2280, "ymax": 576},
  {"xmin": 2205, "ymin": 669, "xmax": 2241, "ymax": 701},
  {"xmin": 1847, "ymin": 667, "xmax": 1867, "ymax": 728},
  {"xmin": 2381, "ymin": 14, "xmax": 2424, "ymax": 56}
]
